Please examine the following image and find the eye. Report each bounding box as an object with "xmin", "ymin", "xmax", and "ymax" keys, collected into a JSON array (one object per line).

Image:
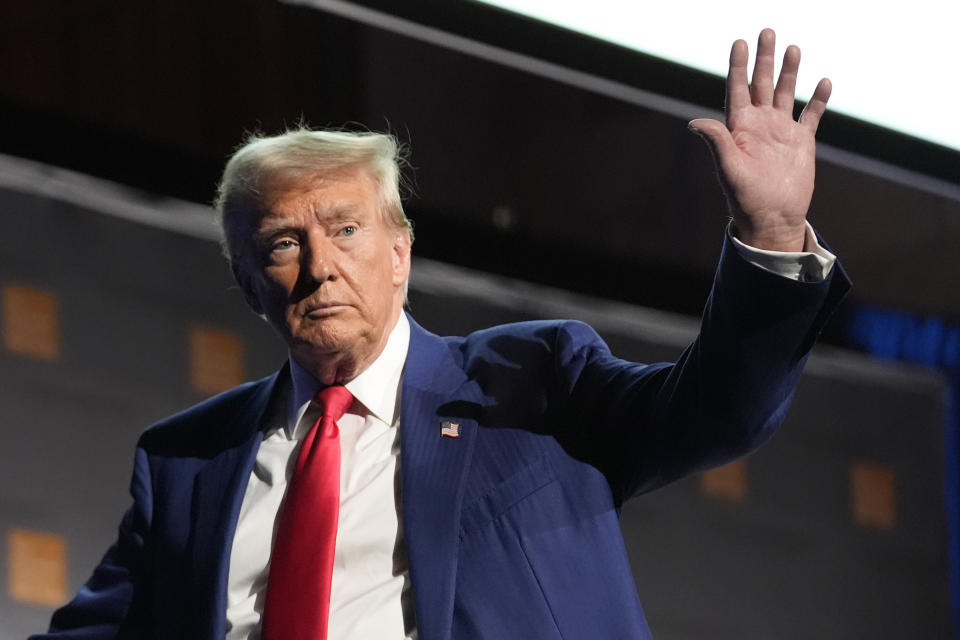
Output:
[
  {"xmin": 265, "ymin": 238, "xmax": 300, "ymax": 263},
  {"xmin": 271, "ymin": 239, "xmax": 298, "ymax": 251},
  {"xmin": 339, "ymin": 225, "xmax": 358, "ymax": 237}
]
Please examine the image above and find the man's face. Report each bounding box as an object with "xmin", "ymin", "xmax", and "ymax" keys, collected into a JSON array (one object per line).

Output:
[{"xmin": 231, "ymin": 163, "xmax": 411, "ymax": 383}]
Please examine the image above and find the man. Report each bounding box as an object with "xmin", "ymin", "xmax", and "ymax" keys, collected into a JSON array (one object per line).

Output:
[{"xmin": 35, "ymin": 29, "xmax": 849, "ymax": 639}]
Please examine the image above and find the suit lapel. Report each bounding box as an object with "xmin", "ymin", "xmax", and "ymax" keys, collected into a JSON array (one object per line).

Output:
[
  {"xmin": 188, "ymin": 367, "xmax": 289, "ymax": 638},
  {"xmin": 181, "ymin": 322, "xmax": 483, "ymax": 639},
  {"xmin": 401, "ymin": 316, "xmax": 484, "ymax": 640}
]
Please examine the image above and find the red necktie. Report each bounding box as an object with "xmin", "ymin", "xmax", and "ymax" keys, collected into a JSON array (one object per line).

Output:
[{"xmin": 262, "ymin": 385, "xmax": 354, "ymax": 640}]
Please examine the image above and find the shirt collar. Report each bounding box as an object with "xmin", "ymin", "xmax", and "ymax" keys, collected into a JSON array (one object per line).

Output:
[{"xmin": 286, "ymin": 313, "xmax": 410, "ymax": 437}]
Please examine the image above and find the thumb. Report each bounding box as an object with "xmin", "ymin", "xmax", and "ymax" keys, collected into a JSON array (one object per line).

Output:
[{"xmin": 687, "ymin": 118, "xmax": 735, "ymax": 163}]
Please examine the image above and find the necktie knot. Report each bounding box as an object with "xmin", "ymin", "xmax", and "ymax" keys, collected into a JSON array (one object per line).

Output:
[{"xmin": 316, "ymin": 385, "xmax": 354, "ymax": 423}]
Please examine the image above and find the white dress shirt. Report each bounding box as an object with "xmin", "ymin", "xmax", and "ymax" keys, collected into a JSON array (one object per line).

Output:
[
  {"xmin": 223, "ymin": 227, "xmax": 835, "ymax": 639},
  {"xmin": 225, "ymin": 313, "xmax": 414, "ymax": 640},
  {"xmin": 731, "ymin": 222, "xmax": 835, "ymax": 282}
]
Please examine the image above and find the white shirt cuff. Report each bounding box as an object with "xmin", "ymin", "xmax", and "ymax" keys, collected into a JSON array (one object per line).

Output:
[{"xmin": 730, "ymin": 222, "xmax": 836, "ymax": 282}]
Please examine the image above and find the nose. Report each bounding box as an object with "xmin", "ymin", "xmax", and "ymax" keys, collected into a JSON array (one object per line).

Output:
[{"xmin": 302, "ymin": 230, "xmax": 336, "ymax": 285}]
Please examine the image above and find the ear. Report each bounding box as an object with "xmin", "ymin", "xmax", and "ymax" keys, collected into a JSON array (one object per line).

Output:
[
  {"xmin": 391, "ymin": 231, "xmax": 412, "ymax": 287},
  {"xmin": 232, "ymin": 259, "xmax": 265, "ymax": 315}
]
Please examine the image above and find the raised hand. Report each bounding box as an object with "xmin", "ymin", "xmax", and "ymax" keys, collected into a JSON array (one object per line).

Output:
[{"xmin": 690, "ymin": 28, "xmax": 832, "ymax": 252}]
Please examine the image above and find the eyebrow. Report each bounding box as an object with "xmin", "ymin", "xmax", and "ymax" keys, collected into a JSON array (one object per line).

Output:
[
  {"xmin": 254, "ymin": 220, "xmax": 299, "ymax": 240},
  {"xmin": 310, "ymin": 203, "xmax": 362, "ymax": 222},
  {"xmin": 255, "ymin": 205, "xmax": 362, "ymax": 238}
]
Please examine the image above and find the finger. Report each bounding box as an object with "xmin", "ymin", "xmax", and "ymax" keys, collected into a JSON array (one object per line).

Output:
[
  {"xmin": 751, "ymin": 28, "xmax": 776, "ymax": 106},
  {"xmin": 727, "ymin": 39, "xmax": 751, "ymax": 116},
  {"xmin": 688, "ymin": 118, "xmax": 737, "ymax": 166},
  {"xmin": 773, "ymin": 44, "xmax": 800, "ymax": 112},
  {"xmin": 799, "ymin": 77, "xmax": 833, "ymax": 133}
]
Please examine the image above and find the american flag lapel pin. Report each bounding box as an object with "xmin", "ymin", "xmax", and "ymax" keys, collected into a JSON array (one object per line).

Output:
[{"xmin": 441, "ymin": 420, "xmax": 461, "ymax": 438}]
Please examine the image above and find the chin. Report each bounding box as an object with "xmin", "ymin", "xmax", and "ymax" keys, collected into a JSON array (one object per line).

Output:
[
  {"xmin": 292, "ymin": 327, "xmax": 354, "ymax": 354},
  {"xmin": 291, "ymin": 320, "xmax": 370, "ymax": 358}
]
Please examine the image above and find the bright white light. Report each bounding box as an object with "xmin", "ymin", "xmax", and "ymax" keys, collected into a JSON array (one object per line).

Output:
[{"xmin": 477, "ymin": 0, "xmax": 960, "ymax": 153}]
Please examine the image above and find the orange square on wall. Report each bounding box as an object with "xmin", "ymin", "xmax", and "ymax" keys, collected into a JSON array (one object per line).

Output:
[
  {"xmin": 700, "ymin": 459, "xmax": 747, "ymax": 502},
  {"xmin": 851, "ymin": 461, "xmax": 897, "ymax": 530},
  {"xmin": 189, "ymin": 326, "xmax": 245, "ymax": 394},
  {"xmin": 7, "ymin": 528, "xmax": 68, "ymax": 607},
  {"xmin": 2, "ymin": 283, "xmax": 60, "ymax": 360}
]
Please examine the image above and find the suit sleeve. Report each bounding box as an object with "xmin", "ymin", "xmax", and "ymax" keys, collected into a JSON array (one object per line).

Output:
[
  {"xmin": 556, "ymin": 233, "xmax": 850, "ymax": 502},
  {"xmin": 29, "ymin": 447, "xmax": 153, "ymax": 639}
]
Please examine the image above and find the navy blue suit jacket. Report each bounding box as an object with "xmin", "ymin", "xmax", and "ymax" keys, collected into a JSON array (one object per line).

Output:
[{"xmin": 36, "ymin": 237, "xmax": 849, "ymax": 639}]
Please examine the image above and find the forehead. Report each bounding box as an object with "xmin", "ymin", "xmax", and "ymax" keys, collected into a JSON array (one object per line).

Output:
[{"xmin": 260, "ymin": 163, "xmax": 379, "ymax": 216}]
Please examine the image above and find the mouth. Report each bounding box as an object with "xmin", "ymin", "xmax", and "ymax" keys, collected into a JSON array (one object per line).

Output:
[{"xmin": 304, "ymin": 302, "xmax": 349, "ymax": 318}]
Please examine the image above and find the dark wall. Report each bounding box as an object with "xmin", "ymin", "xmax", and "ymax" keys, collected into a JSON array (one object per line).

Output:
[{"xmin": 2, "ymin": 1, "xmax": 959, "ymax": 323}]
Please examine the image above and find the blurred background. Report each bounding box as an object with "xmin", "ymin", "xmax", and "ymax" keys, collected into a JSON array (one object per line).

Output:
[{"xmin": 2, "ymin": 1, "xmax": 958, "ymax": 638}]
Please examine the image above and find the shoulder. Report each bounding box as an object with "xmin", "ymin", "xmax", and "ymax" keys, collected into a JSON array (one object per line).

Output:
[
  {"xmin": 137, "ymin": 369, "xmax": 281, "ymax": 456},
  {"xmin": 449, "ymin": 319, "xmax": 607, "ymax": 361},
  {"xmin": 436, "ymin": 319, "xmax": 612, "ymax": 397}
]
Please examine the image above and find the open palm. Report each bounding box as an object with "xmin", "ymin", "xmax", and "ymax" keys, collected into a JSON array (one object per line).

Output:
[{"xmin": 691, "ymin": 29, "xmax": 832, "ymax": 252}]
